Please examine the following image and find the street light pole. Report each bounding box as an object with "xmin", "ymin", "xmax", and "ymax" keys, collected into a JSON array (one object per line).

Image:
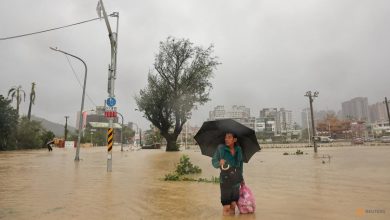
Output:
[
  {"xmin": 305, "ymin": 91, "xmax": 319, "ymax": 153},
  {"xmin": 117, "ymin": 112, "xmax": 124, "ymax": 151},
  {"xmin": 50, "ymin": 47, "xmax": 87, "ymax": 161},
  {"xmin": 98, "ymin": 0, "xmax": 119, "ymax": 172}
]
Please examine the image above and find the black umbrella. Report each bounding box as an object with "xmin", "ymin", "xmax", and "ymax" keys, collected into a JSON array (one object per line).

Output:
[{"xmin": 194, "ymin": 119, "xmax": 261, "ymax": 163}]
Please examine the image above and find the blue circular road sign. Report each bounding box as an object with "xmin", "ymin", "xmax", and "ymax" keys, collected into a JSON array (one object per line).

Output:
[{"xmin": 106, "ymin": 97, "xmax": 116, "ymax": 107}]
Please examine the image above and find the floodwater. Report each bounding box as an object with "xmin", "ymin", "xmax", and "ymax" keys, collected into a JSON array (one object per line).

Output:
[{"xmin": 1, "ymin": 146, "xmax": 389, "ymax": 220}]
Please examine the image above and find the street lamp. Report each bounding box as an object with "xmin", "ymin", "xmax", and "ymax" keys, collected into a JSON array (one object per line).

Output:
[
  {"xmin": 50, "ymin": 47, "xmax": 87, "ymax": 161},
  {"xmin": 97, "ymin": 0, "xmax": 119, "ymax": 172},
  {"xmin": 116, "ymin": 112, "xmax": 124, "ymax": 151}
]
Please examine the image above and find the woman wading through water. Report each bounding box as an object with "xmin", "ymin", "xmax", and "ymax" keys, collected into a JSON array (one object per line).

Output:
[{"xmin": 212, "ymin": 132, "xmax": 244, "ymax": 216}]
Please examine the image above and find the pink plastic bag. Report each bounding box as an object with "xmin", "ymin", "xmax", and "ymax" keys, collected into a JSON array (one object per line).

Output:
[{"xmin": 238, "ymin": 184, "xmax": 256, "ymax": 214}]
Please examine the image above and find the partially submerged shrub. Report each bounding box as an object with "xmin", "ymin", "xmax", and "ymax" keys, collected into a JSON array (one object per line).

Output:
[
  {"xmin": 176, "ymin": 155, "xmax": 202, "ymax": 175},
  {"xmin": 283, "ymin": 150, "xmax": 305, "ymax": 155},
  {"xmin": 163, "ymin": 155, "xmax": 218, "ymax": 183},
  {"xmin": 164, "ymin": 172, "xmax": 180, "ymax": 181},
  {"xmin": 181, "ymin": 176, "xmax": 220, "ymax": 183}
]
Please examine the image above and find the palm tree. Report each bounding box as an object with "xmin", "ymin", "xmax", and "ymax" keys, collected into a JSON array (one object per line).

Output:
[
  {"xmin": 7, "ymin": 85, "xmax": 26, "ymax": 116},
  {"xmin": 27, "ymin": 82, "xmax": 36, "ymax": 120}
]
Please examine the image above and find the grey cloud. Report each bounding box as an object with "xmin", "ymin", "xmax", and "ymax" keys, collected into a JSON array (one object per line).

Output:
[{"xmin": 1, "ymin": 0, "xmax": 389, "ymax": 129}]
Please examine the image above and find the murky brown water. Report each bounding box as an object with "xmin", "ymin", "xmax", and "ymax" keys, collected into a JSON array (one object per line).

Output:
[{"xmin": 1, "ymin": 146, "xmax": 389, "ymax": 220}]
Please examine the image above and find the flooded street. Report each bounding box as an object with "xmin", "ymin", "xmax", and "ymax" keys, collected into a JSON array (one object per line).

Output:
[{"xmin": 1, "ymin": 146, "xmax": 389, "ymax": 220}]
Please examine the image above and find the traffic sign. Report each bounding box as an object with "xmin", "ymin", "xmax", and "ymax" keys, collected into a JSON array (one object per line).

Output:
[
  {"xmin": 106, "ymin": 97, "xmax": 116, "ymax": 107},
  {"xmin": 104, "ymin": 111, "xmax": 117, "ymax": 118}
]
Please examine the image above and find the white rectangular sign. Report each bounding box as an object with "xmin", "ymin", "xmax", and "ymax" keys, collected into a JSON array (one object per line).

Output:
[{"xmin": 65, "ymin": 141, "xmax": 75, "ymax": 149}]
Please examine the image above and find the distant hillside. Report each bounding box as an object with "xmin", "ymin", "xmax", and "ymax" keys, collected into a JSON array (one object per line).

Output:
[{"xmin": 31, "ymin": 115, "xmax": 77, "ymax": 137}]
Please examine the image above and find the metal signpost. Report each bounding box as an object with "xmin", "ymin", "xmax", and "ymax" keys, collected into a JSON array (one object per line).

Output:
[
  {"xmin": 105, "ymin": 98, "xmax": 117, "ymax": 172},
  {"xmin": 97, "ymin": 0, "xmax": 119, "ymax": 172}
]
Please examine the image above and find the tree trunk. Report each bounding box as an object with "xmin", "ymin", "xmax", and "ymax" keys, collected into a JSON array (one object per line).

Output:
[
  {"xmin": 164, "ymin": 134, "xmax": 179, "ymax": 151},
  {"xmin": 16, "ymin": 90, "xmax": 20, "ymax": 116},
  {"xmin": 27, "ymin": 97, "xmax": 32, "ymax": 120}
]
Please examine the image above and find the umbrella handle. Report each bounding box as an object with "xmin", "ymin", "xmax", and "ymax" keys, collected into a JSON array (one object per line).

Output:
[{"xmin": 221, "ymin": 164, "xmax": 230, "ymax": 170}]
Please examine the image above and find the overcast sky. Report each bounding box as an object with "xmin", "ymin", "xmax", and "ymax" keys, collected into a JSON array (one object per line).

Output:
[{"xmin": 1, "ymin": 0, "xmax": 389, "ymax": 129}]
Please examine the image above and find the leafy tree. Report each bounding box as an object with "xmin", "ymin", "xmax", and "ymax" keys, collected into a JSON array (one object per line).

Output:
[
  {"xmin": 91, "ymin": 129, "xmax": 108, "ymax": 146},
  {"xmin": 136, "ymin": 37, "xmax": 219, "ymax": 151},
  {"xmin": 143, "ymin": 125, "xmax": 163, "ymax": 145},
  {"xmin": 15, "ymin": 117, "xmax": 46, "ymax": 149},
  {"xmin": 41, "ymin": 130, "xmax": 55, "ymax": 147},
  {"xmin": 80, "ymin": 128, "xmax": 107, "ymax": 146},
  {"xmin": 27, "ymin": 82, "xmax": 36, "ymax": 120},
  {"xmin": 0, "ymin": 95, "xmax": 18, "ymax": 150},
  {"xmin": 69, "ymin": 130, "xmax": 88, "ymax": 144},
  {"xmin": 7, "ymin": 85, "xmax": 26, "ymax": 116},
  {"xmin": 122, "ymin": 126, "xmax": 135, "ymax": 144},
  {"xmin": 316, "ymin": 114, "xmax": 352, "ymax": 139}
]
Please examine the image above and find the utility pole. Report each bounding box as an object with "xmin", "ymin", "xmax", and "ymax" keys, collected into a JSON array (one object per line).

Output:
[
  {"xmin": 64, "ymin": 116, "xmax": 69, "ymax": 141},
  {"xmin": 306, "ymin": 108, "xmax": 311, "ymax": 147},
  {"xmin": 97, "ymin": 0, "xmax": 119, "ymax": 172},
  {"xmin": 384, "ymin": 97, "xmax": 390, "ymax": 127},
  {"xmin": 305, "ymin": 91, "xmax": 319, "ymax": 153}
]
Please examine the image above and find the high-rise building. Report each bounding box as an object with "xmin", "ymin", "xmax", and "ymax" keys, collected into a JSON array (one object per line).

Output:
[
  {"xmin": 208, "ymin": 105, "xmax": 225, "ymax": 120},
  {"xmin": 208, "ymin": 105, "xmax": 253, "ymax": 129},
  {"xmin": 208, "ymin": 106, "xmax": 295, "ymax": 134},
  {"xmin": 276, "ymin": 108, "xmax": 292, "ymax": 133},
  {"xmin": 227, "ymin": 105, "xmax": 250, "ymax": 119},
  {"xmin": 369, "ymin": 102, "xmax": 388, "ymax": 123},
  {"xmin": 341, "ymin": 97, "xmax": 369, "ymax": 122},
  {"xmin": 259, "ymin": 108, "xmax": 292, "ymax": 135},
  {"xmin": 259, "ymin": 108, "xmax": 277, "ymax": 120},
  {"xmin": 301, "ymin": 108, "xmax": 338, "ymax": 130},
  {"xmin": 258, "ymin": 108, "xmax": 277, "ymax": 135}
]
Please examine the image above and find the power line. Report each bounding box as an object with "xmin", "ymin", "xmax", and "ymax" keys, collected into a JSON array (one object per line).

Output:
[
  {"xmin": 0, "ymin": 17, "xmax": 101, "ymax": 41},
  {"xmin": 64, "ymin": 54, "xmax": 98, "ymax": 107}
]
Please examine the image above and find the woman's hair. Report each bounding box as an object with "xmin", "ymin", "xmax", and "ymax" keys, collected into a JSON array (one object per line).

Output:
[{"xmin": 225, "ymin": 131, "xmax": 237, "ymax": 139}]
